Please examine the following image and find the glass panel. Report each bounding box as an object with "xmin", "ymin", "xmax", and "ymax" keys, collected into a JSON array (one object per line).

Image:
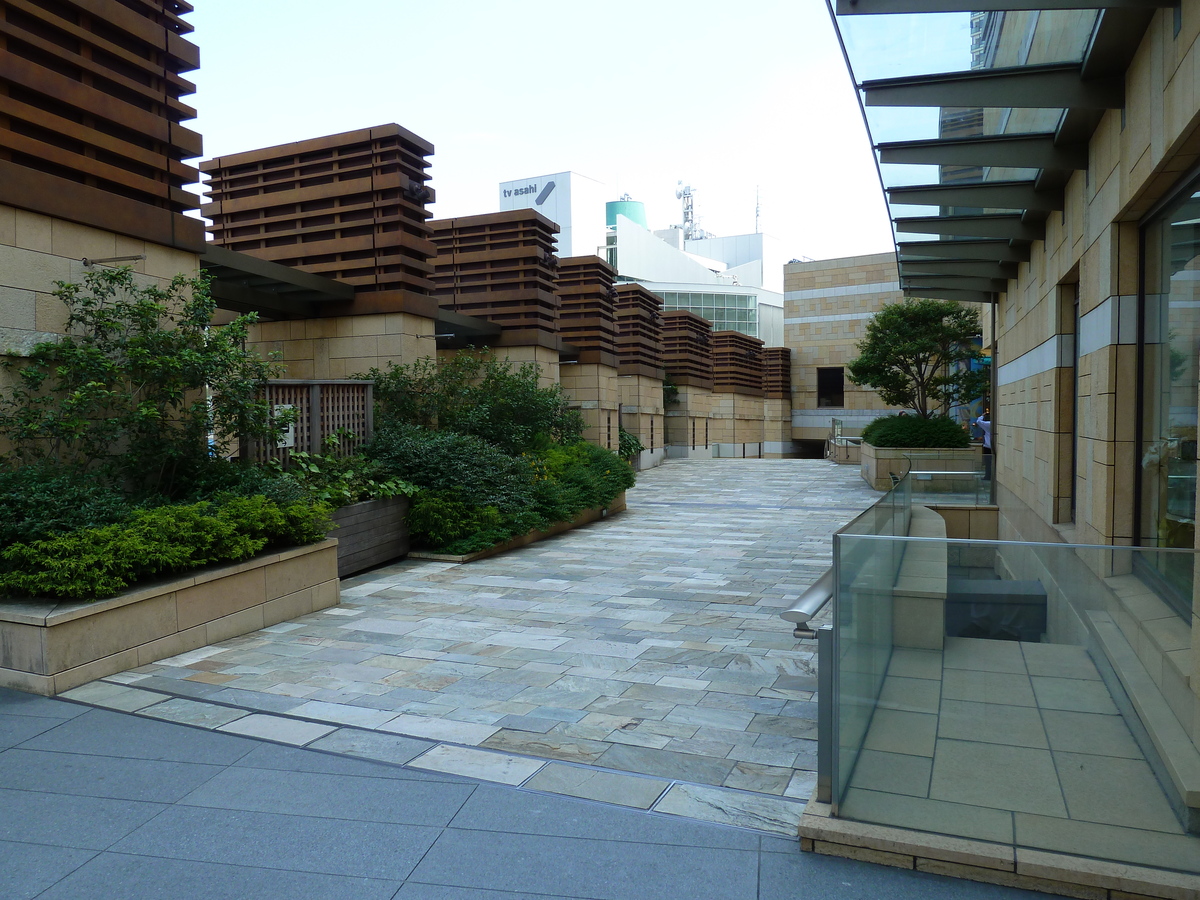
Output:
[
  {"xmin": 831, "ymin": 527, "xmax": 1196, "ymax": 870},
  {"xmin": 1140, "ymin": 178, "xmax": 1200, "ymax": 620}
]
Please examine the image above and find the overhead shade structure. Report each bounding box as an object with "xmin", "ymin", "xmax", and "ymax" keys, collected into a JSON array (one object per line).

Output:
[
  {"xmin": 201, "ymin": 245, "xmax": 353, "ymax": 319},
  {"xmin": 827, "ymin": 1, "xmax": 1167, "ymax": 301}
]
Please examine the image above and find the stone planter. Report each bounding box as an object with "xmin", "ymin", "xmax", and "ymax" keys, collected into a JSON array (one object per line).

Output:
[
  {"xmin": 860, "ymin": 442, "xmax": 982, "ymax": 491},
  {"xmin": 0, "ymin": 539, "xmax": 339, "ymax": 696},
  {"xmin": 409, "ymin": 492, "xmax": 626, "ymax": 564},
  {"xmin": 329, "ymin": 496, "xmax": 410, "ymax": 577}
]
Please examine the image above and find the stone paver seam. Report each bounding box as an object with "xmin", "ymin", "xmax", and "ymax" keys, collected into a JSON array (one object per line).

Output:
[{"xmin": 57, "ymin": 688, "xmax": 805, "ymax": 837}]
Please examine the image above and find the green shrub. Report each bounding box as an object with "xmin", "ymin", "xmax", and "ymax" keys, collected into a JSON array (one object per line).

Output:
[
  {"xmin": 0, "ymin": 464, "xmax": 133, "ymax": 545},
  {"xmin": 861, "ymin": 414, "xmax": 970, "ymax": 449},
  {"xmin": 366, "ymin": 350, "xmax": 584, "ymax": 454},
  {"xmin": 408, "ymin": 491, "xmax": 505, "ymax": 551},
  {"xmin": 618, "ymin": 426, "xmax": 645, "ymax": 462},
  {"xmin": 277, "ymin": 446, "xmax": 416, "ymax": 508},
  {"xmin": 0, "ymin": 495, "xmax": 331, "ymax": 600}
]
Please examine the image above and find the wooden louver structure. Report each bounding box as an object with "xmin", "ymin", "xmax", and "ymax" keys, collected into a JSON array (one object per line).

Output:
[
  {"xmin": 614, "ymin": 283, "xmax": 664, "ymax": 379},
  {"xmin": 712, "ymin": 331, "xmax": 765, "ymax": 397},
  {"xmin": 661, "ymin": 309, "xmax": 714, "ymax": 390},
  {"xmin": 556, "ymin": 255, "xmax": 619, "ymax": 367},
  {"xmin": 0, "ymin": 0, "xmax": 204, "ymax": 250},
  {"xmin": 201, "ymin": 124, "xmax": 437, "ymax": 304}
]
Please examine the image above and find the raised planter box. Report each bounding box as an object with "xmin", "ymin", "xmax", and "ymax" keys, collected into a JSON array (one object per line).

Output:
[
  {"xmin": 860, "ymin": 442, "xmax": 981, "ymax": 491},
  {"xmin": 330, "ymin": 496, "xmax": 410, "ymax": 577},
  {"xmin": 409, "ymin": 492, "xmax": 626, "ymax": 564},
  {"xmin": 0, "ymin": 539, "xmax": 339, "ymax": 696}
]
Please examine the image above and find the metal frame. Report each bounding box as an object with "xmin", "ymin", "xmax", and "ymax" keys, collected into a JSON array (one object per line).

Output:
[
  {"xmin": 894, "ymin": 214, "xmax": 1045, "ymax": 241},
  {"xmin": 837, "ymin": 0, "xmax": 1171, "ymax": 12},
  {"xmin": 878, "ymin": 133, "xmax": 1087, "ymax": 170},
  {"xmin": 898, "ymin": 239, "xmax": 1032, "ymax": 263},
  {"xmin": 887, "ymin": 180, "xmax": 1065, "ymax": 211},
  {"xmin": 201, "ymin": 245, "xmax": 353, "ymax": 318},
  {"xmin": 862, "ymin": 64, "xmax": 1123, "ymax": 110}
]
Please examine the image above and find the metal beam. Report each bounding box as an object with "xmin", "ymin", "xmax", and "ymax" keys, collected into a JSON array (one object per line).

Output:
[
  {"xmin": 902, "ymin": 286, "xmax": 999, "ymax": 304},
  {"xmin": 902, "ymin": 275, "xmax": 1011, "ymax": 292},
  {"xmin": 899, "ymin": 239, "xmax": 1031, "ymax": 262},
  {"xmin": 878, "ymin": 133, "xmax": 1087, "ymax": 170},
  {"xmin": 899, "ymin": 259, "xmax": 1017, "ymax": 279},
  {"xmin": 201, "ymin": 245, "xmax": 354, "ymax": 302},
  {"xmin": 863, "ymin": 64, "xmax": 1124, "ymax": 110},
  {"xmin": 838, "ymin": 0, "xmax": 1170, "ymax": 13},
  {"xmin": 887, "ymin": 180, "xmax": 1064, "ymax": 211},
  {"xmin": 894, "ymin": 214, "xmax": 1045, "ymax": 241}
]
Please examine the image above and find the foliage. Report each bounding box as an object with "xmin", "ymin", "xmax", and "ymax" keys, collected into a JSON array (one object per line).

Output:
[
  {"xmin": 0, "ymin": 496, "xmax": 331, "ymax": 600},
  {"xmin": 366, "ymin": 350, "xmax": 584, "ymax": 454},
  {"xmin": 272, "ymin": 433, "xmax": 416, "ymax": 507},
  {"xmin": 0, "ymin": 463, "xmax": 133, "ymax": 546},
  {"xmin": 0, "ymin": 267, "xmax": 286, "ymax": 498},
  {"xmin": 618, "ymin": 426, "xmax": 645, "ymax": 462},
  {"xmin": 861, "ymin": 414, "xmax": 970, "ymax": 449},
  {"xmin": 847, "ymin": 298, "xmax": 989, "ymax": 419},
  {"xmin": 662, "ymin": 375, "xmax": 680, "ymax": 406},
  {"xmin": 407, "ymin": 492, "xmax": 504, "ymax": 551},
  {"xmin": 368, "ymin": 424, "xmax": 633, "ymax": 554}
]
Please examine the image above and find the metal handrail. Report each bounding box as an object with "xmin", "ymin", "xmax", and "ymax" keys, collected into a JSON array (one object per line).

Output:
[{"xmin": 781, "ymin": 567, "xmax": 834, "ymax": 637}]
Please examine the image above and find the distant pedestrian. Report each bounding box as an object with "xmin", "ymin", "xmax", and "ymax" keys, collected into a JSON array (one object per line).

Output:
[{"xmin": 974, "ymin": 409, "xmax": 992, "ymax": 479}]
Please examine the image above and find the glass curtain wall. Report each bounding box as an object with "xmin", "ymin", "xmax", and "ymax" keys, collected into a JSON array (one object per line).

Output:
[
  {"xmin": 659, "ymin": 292, "xmax": 759, "ymax": 338},
  {"xmin": 1140, "ymin": 176, "xmax": 1200, "ymax": 619}
]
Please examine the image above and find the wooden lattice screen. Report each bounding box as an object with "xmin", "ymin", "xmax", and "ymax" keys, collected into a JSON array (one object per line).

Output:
[{"xmin": 242, "ymin": 380, "xmax": 374, "ymax": 465}]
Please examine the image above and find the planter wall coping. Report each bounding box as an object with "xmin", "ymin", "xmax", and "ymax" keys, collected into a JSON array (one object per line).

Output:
[{"xmin": 0, "ymin": 539, "xmax": 338, "ymax": 628}]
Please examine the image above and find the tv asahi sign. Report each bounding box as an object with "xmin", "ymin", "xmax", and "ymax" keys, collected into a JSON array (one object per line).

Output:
[{"xmin": 499, "ymin": 172, "xmax": 570, "ymax": 228}]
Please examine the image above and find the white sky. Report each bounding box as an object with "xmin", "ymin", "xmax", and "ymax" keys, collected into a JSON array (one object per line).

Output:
[{"xmin": 187, "ymin": 0, "xmax": 894, "ymax": 262}]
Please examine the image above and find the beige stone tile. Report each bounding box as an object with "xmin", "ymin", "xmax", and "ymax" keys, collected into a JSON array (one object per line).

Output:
[
  {"xmin": 524, "ymin": 762, "xmax": 668, "ymax": 808},
  {"xmin": 887, "ymin": 649, "xmax": 944, "ymax": 682},
  {"xmin": 1015, "ymin": 813, "xmax": 1200, "ymax": 874},
  {"xmin": 848, "ymin": 749, "xmax": 932, "ymax": 797},
  {"xmin": 1017, "ymin": 847, "xmax": 1200, "ymax": 900},
  {"xmin": 139, "ymin": 698, "xmax": 249, "ymax": 729},
  {"xmin": 1031, "ymin": 676, "xmax": 1119, "ymax": 714},
  {"xmin": 930, "ymin": 739, "xmax": 1067, "ymax": 817},
  {"xmin": 1054, "ymin": 751, "xmax": 1183, "ymax": 833},
  {"xmin": 653, "ymin": 782, "xmax": 805, "ymax": 836},
  {"xmin": 813, "ymin": 840, "xmax": 913, "ymax": 869},
  {"xmin": 1041, "ymin": 709, "xmax": 1142, "ymax": 759},
  {"xmin": 379, "ymin": 713, "xmax": 499, "ymax": 746},
  {"xmin": 942, "ymin": 668, "xmax": 1036, "ymax": 707},
  {"xmin": 1020, "ymin": 642, "xmax": 1102, "ymax": 681},
  {"xmin": 840, "ymin": 786, "xmax": 1014, "ymax": 845},
  {"xmin": 878, "ymin": 675, "xmax": 941, "ymax": 714},
  {"xmin": 944, "ymin": 637, "xmax": 1027, "ymax": 674},
  {"xmin": 915, "ymin": 858, "xmax": 1105, "ymax": 900},
  {"xmin": 60, "ymin": 681, "xmax": 168, "ymax": 712},
  {"xmin": 409, "ymin": 744, "xmax": 544, "ymax": 785},
  {"xmin": 863, "ymin": 708, "xmax": 939, "ymax": 757},
  {"xmin": 937, "ymin": 699, "xmax": 1049, "ymax": 749},
  {"xmin": 217, "ymin": 713, "xmax": 336, "ymax": 746}
]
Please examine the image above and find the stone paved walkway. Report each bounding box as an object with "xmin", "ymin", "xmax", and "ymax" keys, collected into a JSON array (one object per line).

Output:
[{"xmin": 74, "ymin": 458, "xmax": 881, "ymax": 835}]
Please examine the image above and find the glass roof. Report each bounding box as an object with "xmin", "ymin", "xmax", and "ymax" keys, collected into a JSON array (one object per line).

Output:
[{"xmin": 829, "ymin": 4, "xmax": 1103, "ymax": 295}]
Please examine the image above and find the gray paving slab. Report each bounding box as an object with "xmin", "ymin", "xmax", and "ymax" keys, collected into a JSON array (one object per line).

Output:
[
  {"xmin": 0, "ymin": 839, "xmax": 97, "ymax": 900},
  {"xmin": 32, "ymin": 852, "xmax": 402, "ymax": 900},
  {"xmin": 408, "ymin": 828, "xmax": 760, "ymax": 900},
  {"xmin": 0, "ymin": 787, "xmax": 165, "ymax": 850},
  {"xmin": 0, "ymin": 747, "xmax": 225, "ymax": 803},
  {"xmin": 0, "ymin": 711, "xmax": 60, "ymax": 748},
  {"xmin": 110, "ymin": 805, "xmax": 439, "ymax": 880},
  {"xmin": 15, "ymin": 707, "xmax": 257, "ymax": 764},
  {"xmin": 179, "ymin": 766, "xmax": 474, "ymax": 826},
  {"xmin": 448, "ymin": 782, "xmax": 759, "ymax": 850}
]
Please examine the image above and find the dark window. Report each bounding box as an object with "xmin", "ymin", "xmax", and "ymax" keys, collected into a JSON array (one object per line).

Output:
[{"xmin": 817, "ymin": 367, "xmax": 845, "ymax": 408}]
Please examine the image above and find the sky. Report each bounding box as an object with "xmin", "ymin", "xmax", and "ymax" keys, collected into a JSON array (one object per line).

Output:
[{"xmin": 185, "ymin": 0, "xmax": 895, "ymax": 262}]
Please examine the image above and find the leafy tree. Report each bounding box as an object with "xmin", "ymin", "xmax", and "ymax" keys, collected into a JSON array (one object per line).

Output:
[
  {"xmin": 0, "ymin": 267, "xmax": 284, "ymax": 497},
  {"xmin": 847, "ymin": 298, "xmax": 989, "ymax": 419}
]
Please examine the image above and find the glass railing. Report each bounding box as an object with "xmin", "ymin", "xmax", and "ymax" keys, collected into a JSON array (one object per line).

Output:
[{"xmin": 825, "ymin": 500, "xmax": 1200, "ymax": 871}]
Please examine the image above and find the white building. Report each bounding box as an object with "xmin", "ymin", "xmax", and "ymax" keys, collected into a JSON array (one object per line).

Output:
[{"xmin": 498, "ymin": 171, "xmax": 607, "ymax": 258}]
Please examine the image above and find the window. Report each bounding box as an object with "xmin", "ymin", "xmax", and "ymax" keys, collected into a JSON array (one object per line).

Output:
[
  {"xmin": 817, "ymin": 367, "xmax": 845, "ymax": 408},
  {"xmin": 1138, "ymin": 172, "xmax": 1200, "ymax": 617}
]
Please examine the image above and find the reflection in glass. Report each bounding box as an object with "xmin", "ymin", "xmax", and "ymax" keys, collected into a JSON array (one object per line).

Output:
[{"xmin": 1140, "ymin": 183, "xmax": 1200, "ymax": 619}]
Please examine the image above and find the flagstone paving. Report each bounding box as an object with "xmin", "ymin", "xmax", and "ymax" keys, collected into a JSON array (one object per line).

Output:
[{"xmin": 76, "ymin": 458, "xmax": 881, "ymax": 835}]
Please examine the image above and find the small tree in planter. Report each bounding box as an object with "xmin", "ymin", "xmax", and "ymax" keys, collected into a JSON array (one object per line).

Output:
[
  {"xmin": 0, "ymin": 267, "xmax": 286, "ymax": 498},
  {"xmin": 847, "ymin": 297, "xmax": 989, "ymax": 419}
]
